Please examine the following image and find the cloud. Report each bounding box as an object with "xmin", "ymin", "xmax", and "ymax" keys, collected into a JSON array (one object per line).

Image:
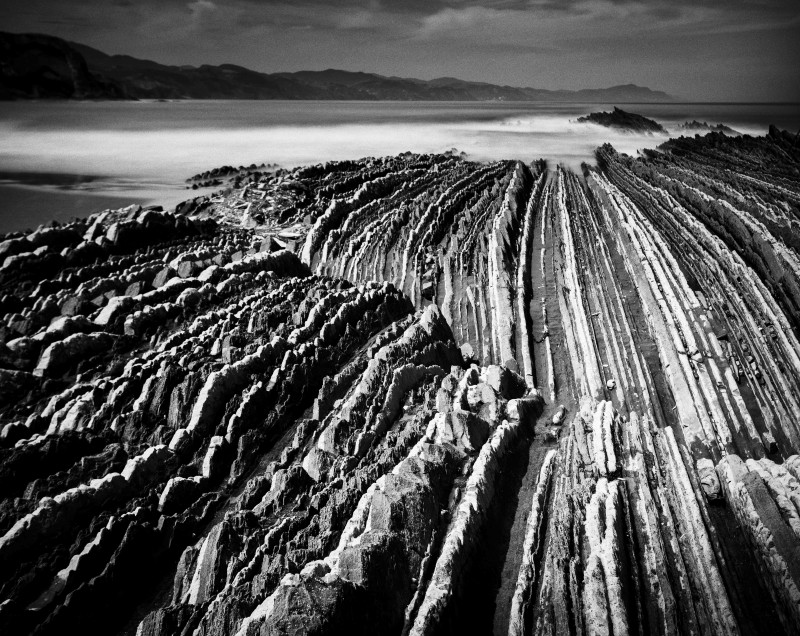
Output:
[
  {"xmin": 188, "ymin": 0, "xmax": 218, "ymax": 27},
  {"xmin": 7, "ymin": 0, "xmax": 799, "ymax": 38},
  {"xmin": 188, "ymin": 0, "xmax": 217, "ymax": 15},
  {"xmin": 414, "ymin": 0, "xmax": 799, "ymax": 45}
]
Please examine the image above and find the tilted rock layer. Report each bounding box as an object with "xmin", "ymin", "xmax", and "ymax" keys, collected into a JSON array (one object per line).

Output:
[{"xmin": 0, "ymin": 128, "xmax": 799, "ymax": 636}]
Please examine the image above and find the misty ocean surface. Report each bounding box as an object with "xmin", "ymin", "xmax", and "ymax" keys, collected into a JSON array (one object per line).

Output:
[{"xmin": 1, "ymin": 100, "xmax": 798, "ymax": 232}]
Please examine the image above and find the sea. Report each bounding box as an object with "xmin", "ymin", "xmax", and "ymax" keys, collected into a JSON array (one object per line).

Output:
[{"xmin": 0, "ymin": 100, "xmax": 798, "ymax": 233}]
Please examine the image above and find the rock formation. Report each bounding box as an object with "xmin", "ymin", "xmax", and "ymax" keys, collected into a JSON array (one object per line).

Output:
[
  {"xmin": 0, "ymin": 129, "xmax": 799, "ymax": 635},
  {"xmin": 577, "ymin": 107, "xmax": 668, "ymax": 134},
  {"xmin": 677, "ymin": 120, "xmax": 741, "ymax": 135}
]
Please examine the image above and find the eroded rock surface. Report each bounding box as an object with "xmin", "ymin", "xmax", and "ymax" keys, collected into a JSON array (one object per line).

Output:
[{"xmin": 1, "ymin": 131, "xmax": 799, "ymax": 636}]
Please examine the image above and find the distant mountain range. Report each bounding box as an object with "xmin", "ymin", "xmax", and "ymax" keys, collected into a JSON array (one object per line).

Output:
[{"xmin": 0, "ymin": 32, "xmax": 675, "ymax": 102}]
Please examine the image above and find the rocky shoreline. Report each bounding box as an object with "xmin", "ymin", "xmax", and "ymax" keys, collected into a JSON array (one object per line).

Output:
[{"xmin": 1, "ymin": 127, "xmax": 799, "ymax": 635}]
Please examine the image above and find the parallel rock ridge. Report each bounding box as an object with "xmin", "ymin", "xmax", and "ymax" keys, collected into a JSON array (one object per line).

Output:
[{"xmin": 0, "ymin": 127, "xmax": 799, "ymax": 636}]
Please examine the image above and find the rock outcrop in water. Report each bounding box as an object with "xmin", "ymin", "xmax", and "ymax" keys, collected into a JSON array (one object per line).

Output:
[
  {"xmin": 577, "ymin": 107, "xmax": 668, "ymax": 134},
  {"xmin": 678, "ymin": 120, "xmax": 741, "ymax": 135},
  {"xmin": 1, "ymin": 129, "xmax": 799, "ymax": 636}
]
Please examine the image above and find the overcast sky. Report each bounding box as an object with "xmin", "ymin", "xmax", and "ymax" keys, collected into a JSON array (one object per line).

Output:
[{"xmin": 4, "ymin": 0, "xmax": 799, "ymax": 101}]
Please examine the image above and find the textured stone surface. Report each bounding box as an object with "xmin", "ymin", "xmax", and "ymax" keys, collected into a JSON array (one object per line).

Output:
[{"xmin": 0, "ymin": 133, "xmax": 799, "ymax": 635}]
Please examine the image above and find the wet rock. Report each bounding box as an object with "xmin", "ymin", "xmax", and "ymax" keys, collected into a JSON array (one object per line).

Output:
[
  {"xmin": 435, "ymin": 410, "xmax": 490, "ymax": 453},
  {"xmin": 696, "ymin": 458, "xmax": 721, "ymax": 500},
  {"xmin": 0, "ymin": 141, "xmax": 798, "ymax": 636},
  {"xmin": 506, "ymin": 395, "xmax": 543, "ymax": 427},
  {"xmin": 251, "ymin": 574, "xmax": 359, "ymax": 636},
  {"xmin": 34, "ymin": 331, "xmax": 116, "ymax": 377},
  {"xmin": 202, "ymin": 436, "xmax": 228, "ymax": 480},
  {"xmin": 159, "ymin": 476, "xmax": 202, "ymax": 514},
  {"xmin": 485, "ymin": 364, "xmax": 527, "ymax": 399},
  {"xmin": 302, "ymin": 448, "xmax": 334, "ymax": 483}
]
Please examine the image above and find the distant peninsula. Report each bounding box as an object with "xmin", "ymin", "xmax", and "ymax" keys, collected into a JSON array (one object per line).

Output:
[
  {"xmin": 577, "ymin": 107, "xmax": 668, "ymax": 134},
  {"xmin": 0, "ymin": 32, "xmax": 675, "ymax": 102}
]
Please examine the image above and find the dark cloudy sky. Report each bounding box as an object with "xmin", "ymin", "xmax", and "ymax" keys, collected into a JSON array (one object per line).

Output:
[{"xmin": 4, "ymin": 0, "xmax": 800, "ymax": 101}]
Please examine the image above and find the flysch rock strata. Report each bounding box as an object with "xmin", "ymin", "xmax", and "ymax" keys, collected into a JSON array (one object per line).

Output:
[{"xmin": 0, "ymin": 129, "xmax": 799, "ymax": 635}]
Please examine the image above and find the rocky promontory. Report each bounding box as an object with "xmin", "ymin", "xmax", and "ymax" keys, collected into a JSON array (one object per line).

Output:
[
  {"xmin": 677, "ymin": 119, "xmax": 741, "ymax": 135},
  {"xmin": 1, "ymin": 128, "xmax": 800, "ymax": 636},
  {"xmin": 577, "ymin": 106, "xmax": 668, "ymax": 134}
]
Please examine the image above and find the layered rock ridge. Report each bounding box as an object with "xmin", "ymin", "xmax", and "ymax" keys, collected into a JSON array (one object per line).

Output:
[{"xmin": 0, "ymin": 129, "xmax": 799, "ymax": 635}]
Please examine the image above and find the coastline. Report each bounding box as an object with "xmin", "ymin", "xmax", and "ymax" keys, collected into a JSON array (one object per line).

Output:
[
  {"xmin": 0, "ymin": 101, "xmax": 796, "ymax": 234},
  {"xmin": 0, "ymin": 182, "xmax": 183, "ymax": 234}
]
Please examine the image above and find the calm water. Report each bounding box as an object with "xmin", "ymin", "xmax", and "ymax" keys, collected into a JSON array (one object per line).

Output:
[{"xmin": 0, "ymin": 100, "xmax": 798, "ymax": 232}]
